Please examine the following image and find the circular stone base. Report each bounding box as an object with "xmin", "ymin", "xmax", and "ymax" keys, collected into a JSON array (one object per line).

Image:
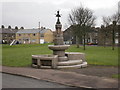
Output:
[{"xmin": 58, "ymin": 56, "xmax": 68, "ymax": 61}]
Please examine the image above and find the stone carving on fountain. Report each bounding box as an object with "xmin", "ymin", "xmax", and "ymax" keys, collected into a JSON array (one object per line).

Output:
[{"xmin": 32, "ymin": 11, "xmax": 87, "ymax": 69}]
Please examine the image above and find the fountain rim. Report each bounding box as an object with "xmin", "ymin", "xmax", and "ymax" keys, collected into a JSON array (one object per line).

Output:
[
  {"xmin": 48, "ymin": 45, "xmax": 70, "ymax": 47},
  {"xmin": 48, "ymin": 45, "xmax": 70, "ymax": 50}
]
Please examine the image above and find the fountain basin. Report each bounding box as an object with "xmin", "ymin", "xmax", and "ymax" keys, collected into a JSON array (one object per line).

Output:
[
  {"xmin": 48, "ymin": 45, "xmax": 70, "ymax": 51},
  {"xmin": 32, "ymin": 55, "xmax": 58, "ymax": 60}
]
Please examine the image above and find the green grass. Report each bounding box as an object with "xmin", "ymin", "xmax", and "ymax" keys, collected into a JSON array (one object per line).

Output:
[
  {"xmin": 2, "ymin": 43, "xmax": 53, "ymax": 67},
  {"xmin": 2, "ymin": 44, "xmax": 118, "ymax": 67},
  {"xmin": 112, "ymin": 74, "xmax": 120, "ymax": 79},
  {"xmin": 67, "ymin": 45, "xmax": 118, "ymax": 66}
]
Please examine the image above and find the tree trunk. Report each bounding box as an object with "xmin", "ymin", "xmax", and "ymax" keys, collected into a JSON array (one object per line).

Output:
[
  {"xmin": 112, "ymin": 27, "xmax": 115, "ymax": 50},
  {"xmin": 79, "ymin": 36, "xmax": 83, "ymax": 44},
  {"xmin": 103, "ymin": 34, "xmax": 106, "ymax": 48},
  {"xmin": 76, "ymin": 36, "xmax": 80, "ymax": 48},
  {"xmin": 83, "ymin": 34, "xmax": 86, "ymax": 50},
  {"xmin": 112, "ymin": 21, "xmax": 117, "ymax": 50}
]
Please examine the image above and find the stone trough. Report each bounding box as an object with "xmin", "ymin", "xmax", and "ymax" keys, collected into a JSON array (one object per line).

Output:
[
  {"xmin": 32, "ymin": 55, "xmax": 58, "ymax": 69},
  {"xmin": 32, "ymin": 11, "xmax": 87, "ymax": 69}
]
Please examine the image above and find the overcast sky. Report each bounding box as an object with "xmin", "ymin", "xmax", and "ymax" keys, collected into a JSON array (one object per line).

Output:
[{"xmin": 0, "ymin": 0, "xmax": 119, "ymax": 30}]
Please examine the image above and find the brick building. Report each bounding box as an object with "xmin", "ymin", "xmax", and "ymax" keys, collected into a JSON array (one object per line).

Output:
[
  {"xmin": 63, "ymin": 25, "xmax": 98, "ymax": 45},
  {"xmin": 97, "ymin": 24, "xmax": 119, "ymax": 46},
  {"xmin": 16, "ymin": 29, "xmax": 40, "ymax": 44},
  {"xmin": 40, "ymin": 29, "xmax": 54, "ymax": 44},
  {"xmin": 16, "ymin": 29, "xmax": 53, "ymax": 44},
  {"xmin": 64, "ymin": 24, "xmax": 119, "ymax": 46}
]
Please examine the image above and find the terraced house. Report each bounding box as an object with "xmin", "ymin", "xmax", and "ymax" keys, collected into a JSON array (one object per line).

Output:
[
  {"xmin": 16, "ymin": 29, "xmax": 54, "ymax": 44},
  {"xmin": 0, "ymin": 27, "xmax": 18, "ymax": 44}
]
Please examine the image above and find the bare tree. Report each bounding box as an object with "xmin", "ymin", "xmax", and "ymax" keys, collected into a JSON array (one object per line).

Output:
[
  {"xmin": 102, "ymin": 12, "xmax": 120, "ymax": 26},
  {"xmin": 111, "ymin": 12, "xmax": 120, "ymax": 24},
  {"xmin": 102, "ymin": 16, "xmax": 111, "ymax": 26},
  {"xmin": 68, "ymin": 6, "xmax": 96, "ymax": 50},
  {"xmin": 102, "ymin": 12, "xmax": 119, "ymax": 50}
]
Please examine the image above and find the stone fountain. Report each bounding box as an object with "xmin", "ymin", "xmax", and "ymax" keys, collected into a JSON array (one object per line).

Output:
[{"xmin": 32, "ymin": 11, "xmax": 87, "ymax": 69}]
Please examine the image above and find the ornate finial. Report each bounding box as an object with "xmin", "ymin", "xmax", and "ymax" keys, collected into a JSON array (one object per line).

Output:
[
  {"xmin": 56, "ymin": 10, "xmax": 61, "ymax": 24},
  {"xmin": 56, "ymin": 11, "xmax": 61, "ymax": 18}
]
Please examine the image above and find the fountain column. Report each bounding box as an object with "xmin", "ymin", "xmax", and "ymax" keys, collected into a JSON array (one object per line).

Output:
[
  {"xmin": 54, "ymin": 11, "xmax": 64, "ymax": 45},
  {"xmin": 48, "ymin": 11, "xmax": 70, "ymax": 61}
]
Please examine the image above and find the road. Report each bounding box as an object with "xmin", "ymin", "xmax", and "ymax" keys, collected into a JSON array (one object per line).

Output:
[{"xmin": 2, "ymin": 73, "xmax": 71, "ymax": 88}]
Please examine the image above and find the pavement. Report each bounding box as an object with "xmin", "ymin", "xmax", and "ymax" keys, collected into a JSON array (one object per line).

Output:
[{"xmin": 1, "ymin": 66, "xmax": 119, "ymax": 89}]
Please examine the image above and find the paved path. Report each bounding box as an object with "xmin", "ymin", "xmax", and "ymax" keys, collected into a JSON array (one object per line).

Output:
[
  {"xmin": 60, "ymin": 65, "xmax": 118, "ymax": 78},
  {"xmin": 2, "ymin": 73, "xmax": 71, "ymax": 88},
  {"xmin": 1, "ymin": 66, "xmax": 119, "ymax": 89}
]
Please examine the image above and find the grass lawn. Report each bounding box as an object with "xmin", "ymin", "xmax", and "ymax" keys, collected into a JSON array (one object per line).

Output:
[
  {"xmin": 112, "ymin": 74, "xmax": 120, "ymax": 79},
  {"xmin": 67, "ymin": 45, "xmax": 118, "ymax": 66},
  {"xmin": 2, "ymin": 44, "xmax": 118, "ymax": 67}
]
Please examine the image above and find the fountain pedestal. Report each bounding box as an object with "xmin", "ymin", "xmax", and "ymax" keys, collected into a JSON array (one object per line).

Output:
[{"xmin": 48, "ymin": 45, "xmax": 70, "ymax": 61}]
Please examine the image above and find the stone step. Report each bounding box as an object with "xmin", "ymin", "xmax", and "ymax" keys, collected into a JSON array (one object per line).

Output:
[
  {"xmin": 58, "ymin": 60, "xmax": 83, "ymax": 66},
  {"xmin": 57, "ymin": 62, "xmax": 87, "ymax": 69}
]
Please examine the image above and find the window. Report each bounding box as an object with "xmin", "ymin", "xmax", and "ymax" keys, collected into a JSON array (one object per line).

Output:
[
  {"xmin": 33, "ymin": 34, "xmax": 36, "ymax": 36},
  {"xmin": 8, "ymin": 34, "xmax": 11, "ymax": 37},
  {"xmin": 19, "ymin": 34, "xmax": 21, "ymax": 36},
  {"xmin": 12, "ymin": 34, "xmax": 14, "ymax": 38},
  {"xmin": 25, "ymin": 39, "xmax": 29, "ymax": 41},
  {"xmin": 32, "ymin": 39, "xmax": 36, "ymax": 42},
  {"xmin": 116, "ymin": 33, "xmax": 118, "ymax": 37},
  {"xmin": 95, "ymin": 33, "xmax": 98, "ymax": 36},
  {"xmin": 5, "ymin": 34, "xmax": 7, "ymax": 37},
  {"xmin": 41, "ymin": 34, "xmax": 44, "ymax": 37},
  {"xmin": 23, "ymin": 39, "xmax": 29, "ymax": 41}
]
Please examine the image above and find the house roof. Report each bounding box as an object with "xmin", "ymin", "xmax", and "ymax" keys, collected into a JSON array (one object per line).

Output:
[
  {"xmin": 40, "ymin": 29, "xmax": 49, "ymax": 34},
  {"xmin": 16, "ymin": 29, "xmax": 52, "ymax": 34},
  {"xmin": 16, "ymin": 29, "xmax": 40, "ymax": 34},
  {"xmin": 0, "ymin": 28, "xmax": 18, "ymax": 33}
]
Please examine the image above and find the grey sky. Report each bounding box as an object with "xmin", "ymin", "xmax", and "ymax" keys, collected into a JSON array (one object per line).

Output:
[{"xmin": 1, "ymin": 0, "xmax": 119, "ymax": 30}]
